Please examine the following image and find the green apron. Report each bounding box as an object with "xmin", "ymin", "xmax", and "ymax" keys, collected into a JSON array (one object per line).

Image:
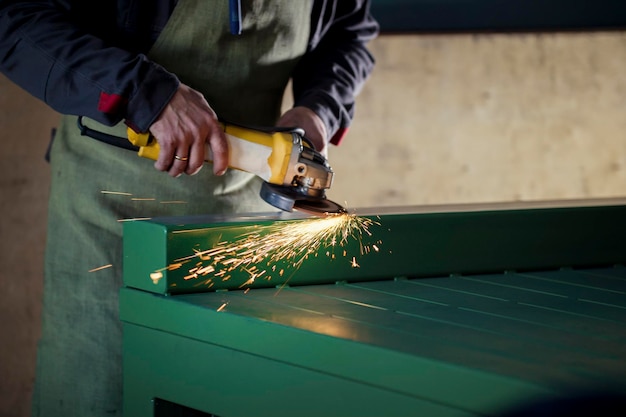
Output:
[{"xmin": 32, "ymin": 1, "xmax": 311, "ymax": 416}]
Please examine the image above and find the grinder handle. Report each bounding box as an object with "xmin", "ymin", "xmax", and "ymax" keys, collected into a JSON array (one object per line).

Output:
[{"xmin": 126, "ymin": 125, "xmax": 296, "ymax": 184}]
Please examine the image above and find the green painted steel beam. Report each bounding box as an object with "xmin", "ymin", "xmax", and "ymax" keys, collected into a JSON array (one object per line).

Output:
[{"xmin": 123, "ymin": 200, "xmax": 626, "ymax": 294}]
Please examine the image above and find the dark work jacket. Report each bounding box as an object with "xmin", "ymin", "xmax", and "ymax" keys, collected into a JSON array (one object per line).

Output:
[{"xmin": 0, "ymin": 0, "xmax": 379, "ymax": 145}]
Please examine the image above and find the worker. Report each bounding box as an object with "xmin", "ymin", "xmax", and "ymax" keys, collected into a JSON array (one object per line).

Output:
[{"xmin": 0, "ymin": 1, "xmax": 378, "ymax": 416}]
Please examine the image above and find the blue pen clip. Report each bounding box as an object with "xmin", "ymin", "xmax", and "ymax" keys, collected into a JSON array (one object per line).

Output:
[{"xmin": 229, "ymin": 0, "xmax": 242, "ymax": 35}]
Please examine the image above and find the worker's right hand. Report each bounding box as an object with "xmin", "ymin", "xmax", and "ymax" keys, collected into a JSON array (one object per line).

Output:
[{"xmin": 149, "ymin": 83, "xmax": 228, "ymax": 178}]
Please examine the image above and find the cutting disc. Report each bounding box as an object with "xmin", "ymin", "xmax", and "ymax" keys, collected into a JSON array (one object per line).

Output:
[
  {"xmin": 292, "ymin": 198, "xmax": 347, "ymax": 217},
  {"xmin": 260, "ymin": 182, "xmax": 346, "ymax": 217}
]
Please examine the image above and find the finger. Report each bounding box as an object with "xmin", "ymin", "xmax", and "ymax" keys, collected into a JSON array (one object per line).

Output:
[
  {"xmin": 168, "ymin": 151, "xmax": 190, "ymax": 178},
  {"xmin": 154, "ymin": 140, "xmax": 175, "ymax": 172},
  {"xmin": 207, "ymin": 128, "xmax": 229, "ymax": 176},
  {"xmin": 186, "ymin": 139, "xmax": 204, "ymax": 176}
]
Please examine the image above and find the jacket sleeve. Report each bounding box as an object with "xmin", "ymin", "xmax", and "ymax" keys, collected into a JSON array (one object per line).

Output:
[
  {"xmin": 0, "ymin": 0, "xmax": 178, "ymax": 132},
  {"xmin": 293, "ymin": 0, "xmax": 379, "ymax": 146}
]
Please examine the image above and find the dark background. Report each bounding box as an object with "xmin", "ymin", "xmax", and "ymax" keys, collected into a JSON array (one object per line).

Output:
[{"xmin": 370, "ymin": 0, "xmax": 626, "ymax": 33}]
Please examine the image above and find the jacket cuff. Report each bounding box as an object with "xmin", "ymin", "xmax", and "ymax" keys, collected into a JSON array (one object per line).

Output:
[
  {"xmin": 295, "ymin": 91, "xmax": 347, "ymax": 147},
  {"xmin": 329, "ymin": 127, "xmax": 348, "ymax": 146},
  {"xmin": 125, "ymin": 61, "xmax": 180, "ymax": 132}
]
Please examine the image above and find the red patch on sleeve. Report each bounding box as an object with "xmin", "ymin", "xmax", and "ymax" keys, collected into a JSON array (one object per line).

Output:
[
  {"xmin": 330, "ymin": 127, "xmax": 348, "ymax": 146},
  {"xmin": 98, "ymin": 92, "xmax": 127, "ymax": 114}
]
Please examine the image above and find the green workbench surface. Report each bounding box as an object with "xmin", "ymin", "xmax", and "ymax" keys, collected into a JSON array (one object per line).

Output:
[{"xmin": 121, "ymin": 266, "xmax": 626, "ymax": 417}]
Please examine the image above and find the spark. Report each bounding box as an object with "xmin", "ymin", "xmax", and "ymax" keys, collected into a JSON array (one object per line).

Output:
[
  {"xmin": 162, "ymin": 212, "xmax": 380, "ymax": 289},
  {"xmin": 100, "ymin": 190, "xmax": 132, "ymax": 196},
  {"xmin": 117, "ymin": 217, "xmax": 152, "ymax": 222},
  {"xmin": 88, "ymin": 264, "xmax": 113, "ymax": 273},
  {"xmin": 101, "ymin": 190, "xmax": 153, "ymax": 222},
  {"xmin": 239, "ymin": 277, "xmax": 256, "ymax": 288},
  {"xmin": 150, "ymin": 271, "xmax": 163, "ymax": 284},
  {"xmin": 216, "ymin": 302, "xmax": 228, "ymax": 312}
]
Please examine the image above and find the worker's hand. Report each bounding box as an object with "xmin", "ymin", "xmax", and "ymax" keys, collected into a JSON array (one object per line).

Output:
[
  {"xmin": 150, "ymin": 83, "xmax": 228, "ymax": 177},
  {"xmin": 277, "ymin": 106, "xmax": 328, "ymax": 157}
]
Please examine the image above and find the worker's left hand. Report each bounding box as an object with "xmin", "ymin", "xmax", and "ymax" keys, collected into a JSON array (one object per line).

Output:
[{"xmin": 277, "ymin": 107, "xmax": 328, "ymax": 157}]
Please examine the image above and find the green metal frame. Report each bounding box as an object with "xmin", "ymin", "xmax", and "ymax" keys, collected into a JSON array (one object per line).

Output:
[
  {"xmin": 123, "ymin": 201, "xmax": 626, "ymax": 295},
  {"xmin": 121, "ymin": 201, "xmax": 626, "ymax": 416}
]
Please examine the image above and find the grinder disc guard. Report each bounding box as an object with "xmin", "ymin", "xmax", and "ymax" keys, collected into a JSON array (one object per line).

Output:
[{"xmin": 260, "ymin": 182, "xmax": 346, "ymax": 217}]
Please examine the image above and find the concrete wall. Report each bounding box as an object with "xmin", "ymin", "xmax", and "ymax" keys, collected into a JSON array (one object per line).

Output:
[
  {"xmin": 327, "ymin": 32, "xmax": 626, "ymax": 208},
  {"xmin": 0, "ymin": 73, "xmax": 58, "ymax": 417},
  {"xmin": 1, "ymin": 31, "xmax": 625, "ymax": 416}
]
